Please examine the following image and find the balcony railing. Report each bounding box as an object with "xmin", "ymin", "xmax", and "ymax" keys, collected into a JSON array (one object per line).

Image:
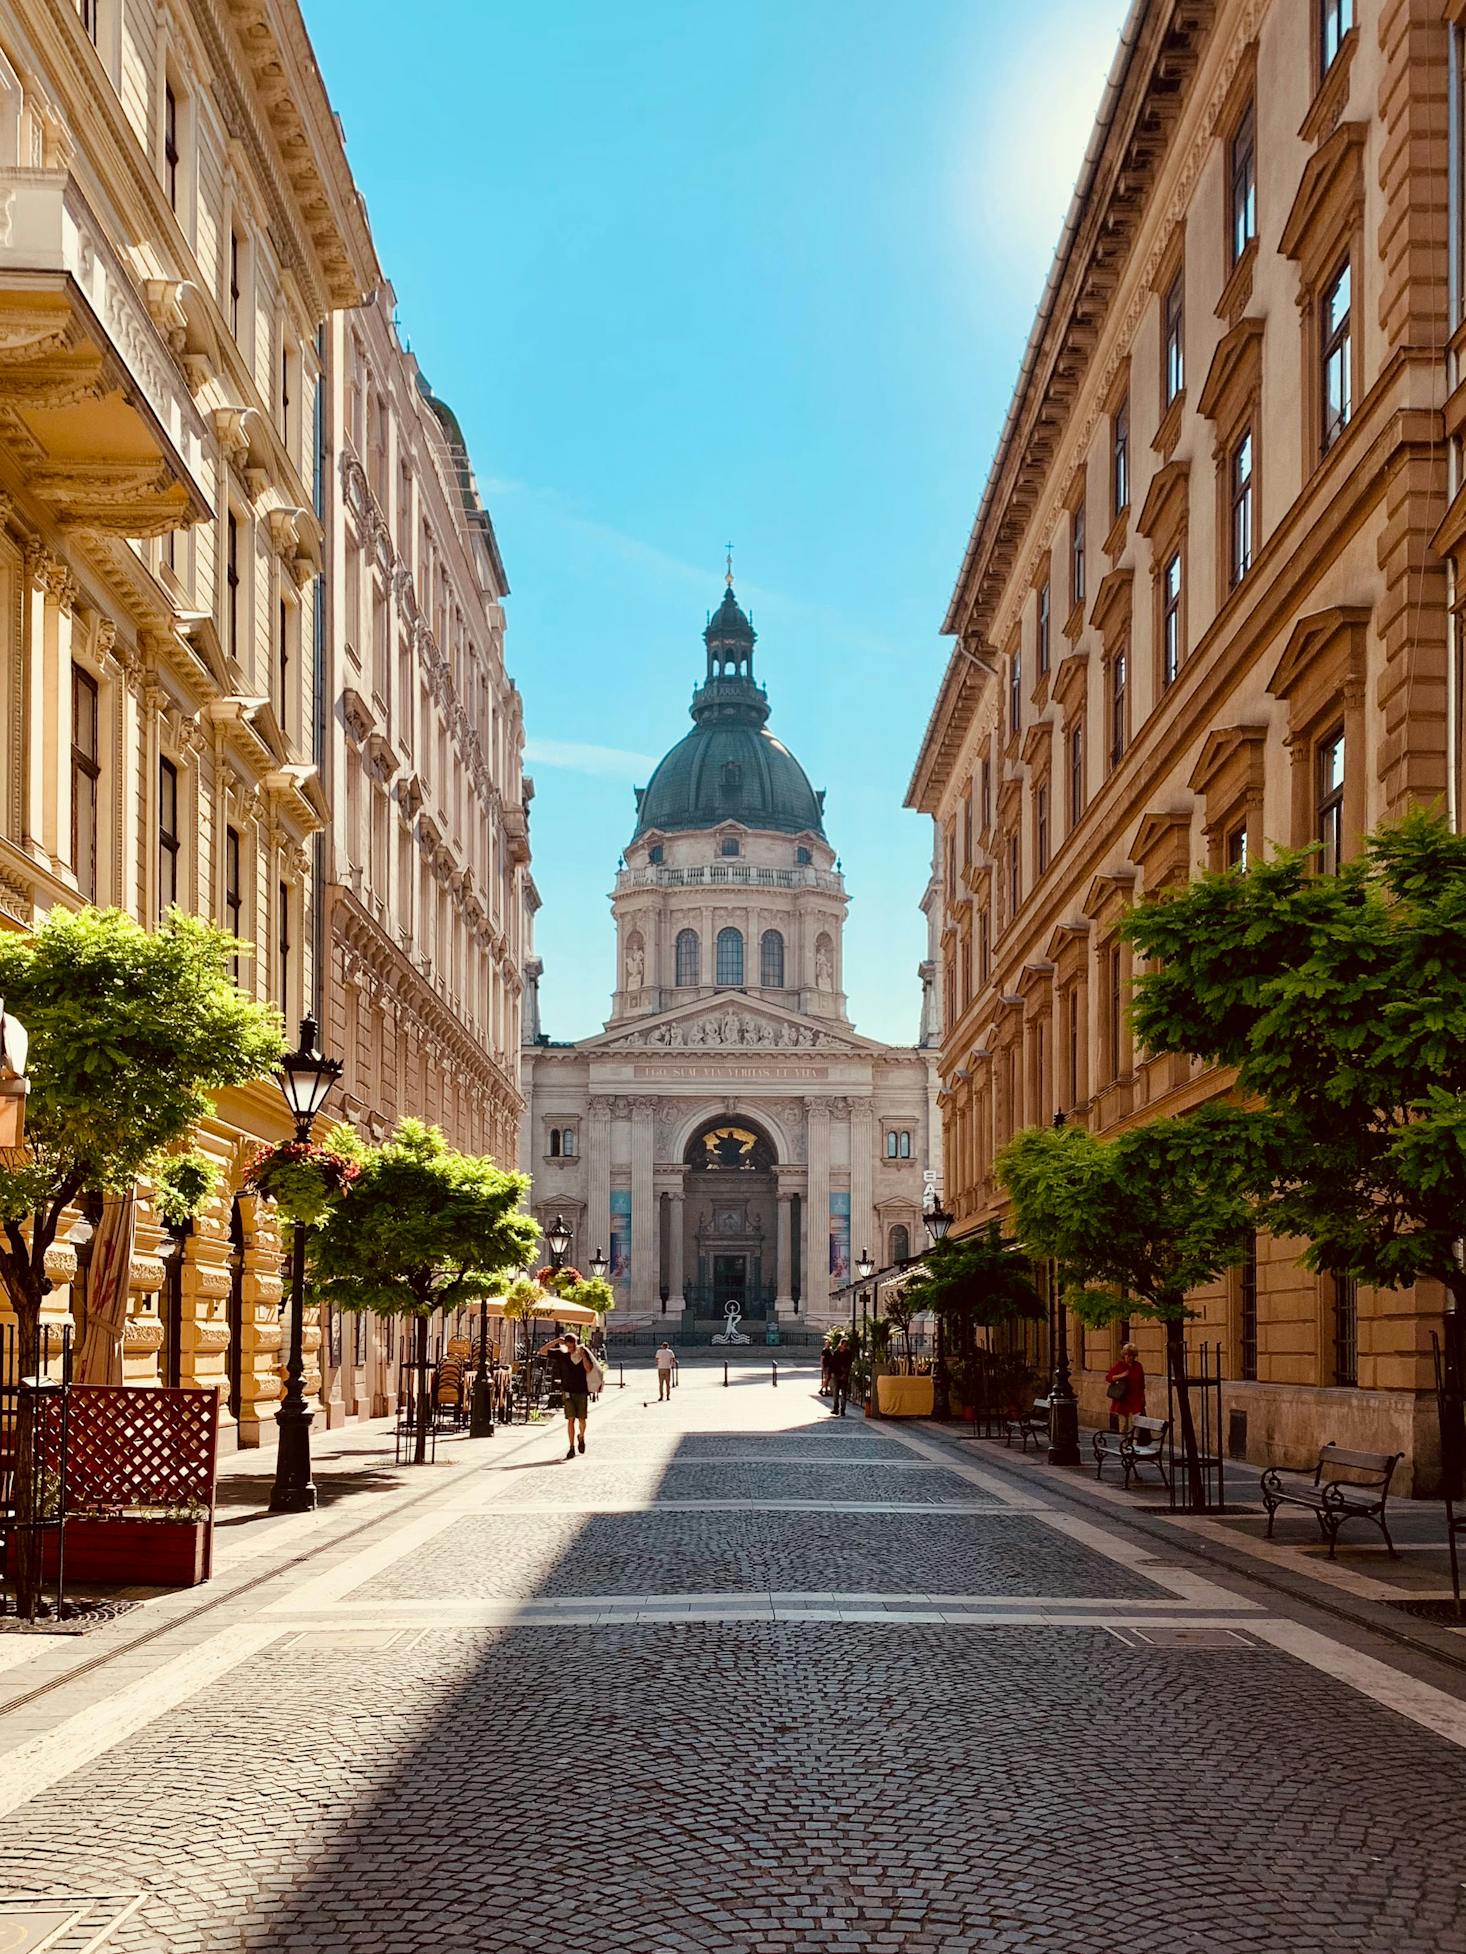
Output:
[{"xmin": 616, "ymin": 863, "xmax": 844, "ymax": 894}]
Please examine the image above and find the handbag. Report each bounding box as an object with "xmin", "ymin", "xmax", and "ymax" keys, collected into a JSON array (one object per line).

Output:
[
  {"xmin": 582, "ymin": 1354, "xmax": 606, "ymax": 1396},
  {"xmin": 1105, "ymin": 1374, "xmax": 1130, "ymax": 1401}
]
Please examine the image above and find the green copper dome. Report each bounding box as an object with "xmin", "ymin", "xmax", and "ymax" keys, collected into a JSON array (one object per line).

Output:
[{"xmin": 631, "ymin": 587, "xmax": 827, "ymax": 841}]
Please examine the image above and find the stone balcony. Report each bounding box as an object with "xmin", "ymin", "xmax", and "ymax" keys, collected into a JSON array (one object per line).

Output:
[
  {"xmin": 0, "ymin": 169, "xmax": 213, "ymax": 535},
  {"xmin": 615, "ymin": 861, "xmax": 845, "ymax": 895}
]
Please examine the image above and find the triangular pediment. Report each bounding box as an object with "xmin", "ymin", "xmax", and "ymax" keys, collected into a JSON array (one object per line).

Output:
[{"xmin": 581, "ymin": 991, "xmax": 883, "ymax": 1057}]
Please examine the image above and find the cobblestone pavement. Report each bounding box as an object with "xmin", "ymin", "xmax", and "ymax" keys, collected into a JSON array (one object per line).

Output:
[{"xmin": 6, "ymin": 1360, "xmax": 1466, "ymax": 1951}]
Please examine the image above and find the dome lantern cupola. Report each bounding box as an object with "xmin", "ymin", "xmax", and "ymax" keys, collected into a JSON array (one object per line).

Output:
[{"xmin": 631, "ymin": 579, "xmax": 827, "ymax": 842}]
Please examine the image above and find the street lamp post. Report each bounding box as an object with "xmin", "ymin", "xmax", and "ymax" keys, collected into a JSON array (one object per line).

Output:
[
  {"xmin": 1046, "ymin": 1111, "xmax": 1082, "ymax": 1467},
  {"xmin": 925, "ymin": 1200, "xmax": 953, "ymax": 1420},
  {"xmin": 855, "ymin": 1249, "xmax": 874, "ymax": 1416},
  {"xmin": 269, "ymin": 1016, "xmax": 341, "ymax": 1515}
]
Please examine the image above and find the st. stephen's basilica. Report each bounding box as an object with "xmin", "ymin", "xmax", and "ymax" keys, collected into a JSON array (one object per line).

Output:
[{"xmin": 521, "ymin": 579, "xmax": 941, "ymax": 1329}]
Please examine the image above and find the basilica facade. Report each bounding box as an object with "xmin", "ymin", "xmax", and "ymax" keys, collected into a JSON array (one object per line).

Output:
[{"xmin": 522, "ymin": 583, "xmax": 940, "ymax": 1329}]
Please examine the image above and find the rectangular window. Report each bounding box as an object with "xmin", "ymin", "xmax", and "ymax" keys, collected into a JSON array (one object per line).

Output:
[
  {"xmin": 79, "ymin": 0, "xmax": 98, "ymax": 42},
  {"xmin": 978, "ymin": 905, "xmax": 990, "ymax": 984},
  {"xmin": 1229, "ymin": 100, "xmax": 1257, "ymax": 267},
  {"xmin": 164, "ymin": 83, "xmax": 180, "ymax": 212},
  {"xmin": 225, "ymin": 824, "xmax": 243, "ymax": 978},
  {"xmin": 1108, "ymin": 648, "xmax": 1127, "ymax": 771},
  {"xmin": 226, "ymin": 511, "xmax": 240, "ymax": 662},
  {"xmin": 1066, "ymin": 987, "xmax": 1080, "ymax": 1109},
  {"xmin": 1112, "ymin": 396, "xmax": 1130, "ymax": 518},
  {"xmin": 278, "ymin": 880, "xmax": 291, "ymax": 1013},
  {"xmin": 1226, "ymin": 821, "xmax": 1249, "ymax": 871},
  {"xmin": 1008, "ymin": 832, "xmax": 1020, "ymax": 918},
  {"xmin": 1317, "ymin": 726, "xmax": 1346, "ymax": 874},
  {"xmin": 1069, "ymin": 721, "xmax": 1085, "ymax": 829},
  {"xmin": 1107, "ymin": 942, "xmax": 1125, "ymax": 1083},
  {"xmin": 71, "ymin": 667, "xmax": 100, "ymax": 901},
  {"xmin": 980, "ymin": 756, "xmax": 992, "ymax": 833},
  {"xmin": 1240, "ymin": 1231, "xmax": 1259, "ymax": 1382},
  {"xmin": 1035, "ymin": 781, "xmax": 1049, "ymax": 876},
  {"xmin": 229, "ymin": 230, "xmax": 242, "ymax": 338},
  {"xmin": 159, "ymin": 757, "xmax": 180, "ymax": 914},
  {"xmin": 1163, "ymin": 268, "xmax": 1185, "ymax": 405},
  {"xmin": 1008, "ymin": 649, "xmax": 1021, "ymax": 737},
  {"xmin": 1162, "ymin": 550, "xmax": 1183, "ymax": 688},
  {"xmin": 1331, "ymin": 1271, "xmax": 1358, "ymax": 1386},
  {"xmin": 1321, "ymin": 0, "xmax": 1354, "ymax": 75},
  {"xmin": 1230, "ymin": 428, "xmax": 1254, "ymax": 588},
  {"xmin": 277, "ymin": 596, "xmax": 290, "ymax": 733},
  {"xmin": 1321, "ymin": 260, "xmax": 1352, "ymax": 453},
  {"xmin": 1070, "ymin": 504, "xmax": 1086, "ymax": 610},
  {"xmin": 1037, "ymin": 580, "xmax": 1051, "ymax": 676}
]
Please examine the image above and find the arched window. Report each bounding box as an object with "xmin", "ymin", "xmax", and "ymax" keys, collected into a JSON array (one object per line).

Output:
[
  {"xmin": 675, "ymin": 929, "xmax": 700, "ymax": 987},
  {"xmin": 721, "ymin": 760, "xmax": 742, "ymax": 793},
  {"xmin": 889, "ymin": 1224, "xmax": 910, "ymax": 1264},
  {"xmin": 720, "ymin": 836, "xmax": 740, "ymax": 857},
  {"xmin": 760, "ymin": 929, "xmax": 785, "ymax": 987},
  {"xmin": 715, "ymin": 926, "xmax": 744, "ymax": 987},
  {"xmin": 561, "ymin": 1128, "xmax": 576, "ymax": 1158},
  {"xmin": 548, "ymin": 1128, "xmax": 561, "ymax": 1158},
  {"xmin": 796, "ymin": 846, "xmax": 812, "ymax": 865}
]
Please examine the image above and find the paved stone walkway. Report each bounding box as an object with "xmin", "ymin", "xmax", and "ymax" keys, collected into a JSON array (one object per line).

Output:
[{"xmin": 5, "ymin": 1359, "xmax": 1466, "ymax": 1950}]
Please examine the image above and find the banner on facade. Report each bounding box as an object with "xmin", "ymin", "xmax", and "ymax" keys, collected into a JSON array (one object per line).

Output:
[
  {"xmin": 829, "ymin": 1190, "xmax": 850, "ymax": 1286},
  {"xmin": 609, "ymin": 1189, "xmax": 632, "ymax": 1288}
]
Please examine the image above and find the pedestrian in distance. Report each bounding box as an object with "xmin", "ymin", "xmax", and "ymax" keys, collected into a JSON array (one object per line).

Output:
[
  {"xmin": 655, "ymin": 1339, "xmax": 679, "ymax": 1401},
  {"xmin": 828, "ymin": 1336, "xmax": 854, "ymax": 1418},
  {"xmin": 539, "ymin": 1331, "xmax": 600, "ymax": 1458},
  {"xmin": 1104, "ymin": 1342, "xmax": 1145, "ymax": 1433}
]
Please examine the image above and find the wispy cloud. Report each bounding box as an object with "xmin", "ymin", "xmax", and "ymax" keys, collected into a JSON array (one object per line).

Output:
[{"xmin": 525, "ymin": 737, "xmax": 658, "ymax": 781}]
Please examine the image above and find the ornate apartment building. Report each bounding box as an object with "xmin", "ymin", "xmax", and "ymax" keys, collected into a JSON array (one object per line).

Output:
[
  {"xmin": 0, "ymin": 1, "xmax": 524, "ymax": 1447},
  {"xmin": 317, "ymin": 286, "xmax": 528, "ymax": 1419},
  {"xmin": 524, "ymin": 583, "xmax": 939, "ymax": 1330},
  {"xmin": 909, "ymin": 0, "xmax": 1459, "ymax": 1483}
]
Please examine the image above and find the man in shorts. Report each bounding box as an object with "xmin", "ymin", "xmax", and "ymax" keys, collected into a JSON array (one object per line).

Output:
[
  {"xmin": 540, "ymin": 1331, "xmax": 595, "ymax": 1458},
  {"xmin": 654, "ymin": 1340, "xmax": 678, "ymax": 1401}
]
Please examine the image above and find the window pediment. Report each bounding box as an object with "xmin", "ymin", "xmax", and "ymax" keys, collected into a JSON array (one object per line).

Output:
[
  {"xmin": 1279, "ymin": 122, "xmax": 1366, "ymax": 290},
  {"xmin": 1051, "ymin": 647, "xmax": 1090, "ymax": 716},
  {"xmin": 1089, "ymin": 566, "xmax": 1132, "ymax": 648},
  {"xmin": 1267, "ymin": 604, "xmax": 1369, "ymax": 722},
  {"xmin": 1045, "ymin": 918, "xmax": 1090, "ymax": 978},
  {"xmin": 1020, "ymin": 717, "xmax": 1053, "ymax": 769},
  {"xmin": 1136, "ymin": 459, "xmax": 1189, "ymax": 548},
  {"xmin": 1197, "ymin": 317, "xmax": 1264, "ymax": 441},
  {"xmin": 1188, "ymin": 724, "xmax": 1268, "ymax": 808},
  {"xmin": 1128, "ymin": 808, "xmax": 1196, "ymax": 892},
  {"xmin": 1082, "ymin": 865, "xmax": 1137, "ymax": 927}
]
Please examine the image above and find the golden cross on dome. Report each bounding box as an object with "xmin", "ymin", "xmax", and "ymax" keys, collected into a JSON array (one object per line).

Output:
[{"xmin": 724, "ymin": 542, "xmax": 734, "ymax": 588}]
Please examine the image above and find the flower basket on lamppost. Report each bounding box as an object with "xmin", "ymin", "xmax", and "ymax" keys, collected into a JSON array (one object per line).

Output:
[{"xmin": 251, "ymin": 1017, "xmax": 343, "ymax": 1514}]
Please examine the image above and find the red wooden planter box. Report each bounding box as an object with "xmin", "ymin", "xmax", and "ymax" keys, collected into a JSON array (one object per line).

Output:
[{"xmin": 43, "ymin": 1517, "xmax": 212, "ymax": 1587}]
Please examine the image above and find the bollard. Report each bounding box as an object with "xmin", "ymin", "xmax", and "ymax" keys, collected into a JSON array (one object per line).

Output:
[
  {"xmin": 619, "ymin": 1364, "xmax": 625, "ymax": 1389},
  {"xmin": 723, "ymin": 1361, "xmax": 729, "ymax": 1388},
  {"xmin": 772, "ymin": 1360, "xmax": 778, "ymax": 1388}
]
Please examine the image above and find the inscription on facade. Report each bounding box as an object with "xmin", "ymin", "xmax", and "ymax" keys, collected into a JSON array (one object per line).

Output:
[{"xmin": 631, "ymin": 1064, "xmax": 830, "ymax": 1081}]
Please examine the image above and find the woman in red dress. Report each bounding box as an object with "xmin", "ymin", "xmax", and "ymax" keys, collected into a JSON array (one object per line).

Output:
[{"xmin": 1104, "ymin": 1342, "xmax": 1145, "ymax": 1433}]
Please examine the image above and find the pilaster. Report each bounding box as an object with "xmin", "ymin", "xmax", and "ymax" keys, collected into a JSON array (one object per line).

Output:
[
  {"xmin": 849, "ymin": 1098, "xmax": 874, "ymax": 1270},
  {"xmin": 587, "ymin": 1096, "xmax": 611, "ymax": 1269},
  {"xmin": 804, "ymin": 1098, "xmax": 831, "ymax": 1315},
  {"xmin": 631, "ymin": 1096, "xmax": 656, "ymax": 1313}
]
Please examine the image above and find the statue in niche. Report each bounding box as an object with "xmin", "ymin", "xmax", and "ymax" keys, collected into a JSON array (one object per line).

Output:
[
  {"xmin": 624, "ymin": 937, "xmax": 644, "ymax": 989},
  {"xmin": 815, "ymin": 939, "xmax": 835, "ymax": 990}
]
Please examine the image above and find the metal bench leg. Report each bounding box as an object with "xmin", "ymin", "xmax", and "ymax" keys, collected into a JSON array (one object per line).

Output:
[
  {"xmin": 1325, "ymin": 1516, "xmax": 1341, "ymax": 1560},
  {"xmin": 1263, "ymin": 1500, "xmax": 1277, "ymax": 1539},
  {"xmin": 1378, "ymin": 1513, "xmax": 1399, "ymax": 1559}
]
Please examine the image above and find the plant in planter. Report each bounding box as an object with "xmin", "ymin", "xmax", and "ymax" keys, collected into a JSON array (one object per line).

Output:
[
  {"xmin": 152, "ymin": 1149, "xmax": 221, "ymax": 1230},
  {"xmin": 244, "ymin": 1130, "xmax": 361, "ymax": 1227}
]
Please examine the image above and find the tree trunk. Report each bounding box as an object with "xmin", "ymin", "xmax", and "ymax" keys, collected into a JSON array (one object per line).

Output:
[
  {"xmin": 1164, "ymin": 1314, "xmax": 1206, "ymax": 1510},
  {"xmin": 413, "ymin": 1314, "xmax": 430, "ymax": 1466},
  {"xmin": 10, "ymin": 1291, "xmax": 44, "ymax": 1618}
]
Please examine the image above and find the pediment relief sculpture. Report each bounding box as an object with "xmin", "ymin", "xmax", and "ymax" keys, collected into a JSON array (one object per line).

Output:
[{"xmin": 630, "ymin": 1010, "xmax": 833, "ymax": 1050}]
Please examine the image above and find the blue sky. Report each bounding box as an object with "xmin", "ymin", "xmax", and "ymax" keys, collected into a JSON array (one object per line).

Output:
[{"xmin": 304, "ymin": 0, "xmax": 1128, "ymax": 1045}]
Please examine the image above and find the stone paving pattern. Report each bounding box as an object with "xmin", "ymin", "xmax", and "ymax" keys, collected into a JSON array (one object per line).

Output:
[
  {"xmin": 355, "ymin": 1508, "xmax": 1163, "ymax": 1602},
  {"xmin": 6, "ymin": 1362, "xmax": 1466, "ymax": 1951}
]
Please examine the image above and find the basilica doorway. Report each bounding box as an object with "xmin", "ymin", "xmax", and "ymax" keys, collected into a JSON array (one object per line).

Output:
[{"xmin": 682, "ymin": 1117, "xmax": 778, "ymax": 1320}]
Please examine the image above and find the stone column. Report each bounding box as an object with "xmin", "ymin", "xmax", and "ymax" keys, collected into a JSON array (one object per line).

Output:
[
  {"xmin": 20, "ymin": 551, "xmax": 47, "ymax": 863},
  {"xmin": 631, "ymin": 1096, "xmax": 655, "ymax": 1316},
  {"xmin": 587, "ymin": 1096, "xmax": 611, "ymax": 1266},
  {"xmin": 667, "ymin": 1187, "xmax": 686, "ymax": 1311},
  {"xmin": 849, "ymin": 1097, "xmax": 874, "ymax": 1270},
  {"xmin": 774, "ymin": 1186, "xmax": 795, "ymax": 1313},
  {"xmin": 804, "ymin": 1098, "xmax": 831, "ymax": 1315}
]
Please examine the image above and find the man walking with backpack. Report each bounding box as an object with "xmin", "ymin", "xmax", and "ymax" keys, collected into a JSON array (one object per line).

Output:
[{"xmin": 539, "ymin": 1331, "xmax": 601, "ymax": 1458}]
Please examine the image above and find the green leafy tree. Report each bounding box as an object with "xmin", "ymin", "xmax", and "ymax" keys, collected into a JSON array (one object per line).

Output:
[
  {"xmin": 0, "ymin": 907, "xmax": 282, "ymax": 1609},
  {"xmin": 153, "ymin": 1149, "xmax": 223, "ymax": 1231},
  {"xmin": 1121, "ymin": 812, "xmax": 1466, "ymax": 1347},
  {"xmin": 900, "ymin": 1223, "xmax": 1043, "ymax": 1418},
  {"xmin": 998, "ymin": 1112, "xmax": 1271, "ymax": 1505},
  {"xmin": 309, "ymin": 1119, "xmax": 537, "ymax": 1461}
]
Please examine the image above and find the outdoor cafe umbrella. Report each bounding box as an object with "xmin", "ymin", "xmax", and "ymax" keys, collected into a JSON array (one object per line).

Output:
[{"xmin": 482, "ymin": 1294, "xmax": 598, "ymax": 1325}]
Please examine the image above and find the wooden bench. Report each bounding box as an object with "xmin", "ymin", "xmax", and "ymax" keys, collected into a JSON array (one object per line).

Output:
[
  {"xmin": 1005, "ymin": 1399, "xmax": 1050, "ymax": 1452},
  {"xmin": 1260, "ymin": 1444, "xmax": 1402, "ymax": 1559},
  {"xmin": 1092, "ymin": 1414, "xmax": 1172, "ymax": 1491}
]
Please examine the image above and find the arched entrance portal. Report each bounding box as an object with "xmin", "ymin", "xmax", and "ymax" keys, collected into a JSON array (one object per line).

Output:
[{"xmin": 683, "ymin": 1117, "xmax": 778, "ymax": 1321}]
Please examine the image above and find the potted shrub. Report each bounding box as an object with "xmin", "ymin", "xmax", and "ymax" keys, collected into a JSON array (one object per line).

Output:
[{"xmin": 46, "ymin": 1498, "xmax": 212, "ymax": 1587}]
